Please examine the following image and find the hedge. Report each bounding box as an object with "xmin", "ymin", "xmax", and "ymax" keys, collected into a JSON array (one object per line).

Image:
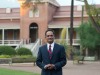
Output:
[{"xmin": 0, "ymin": 46, "xmax": 16, "ymax": 56}]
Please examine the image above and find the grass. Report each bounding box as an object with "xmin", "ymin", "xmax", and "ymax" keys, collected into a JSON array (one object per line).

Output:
[{"xmin": 0, "ymin": 68, "xmax": 40, "ymax": 75}]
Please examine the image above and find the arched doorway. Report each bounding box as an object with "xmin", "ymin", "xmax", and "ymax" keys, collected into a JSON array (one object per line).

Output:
[{"xmin": 29, "ymin": 23, "xmax": 38, "ymax": 43}]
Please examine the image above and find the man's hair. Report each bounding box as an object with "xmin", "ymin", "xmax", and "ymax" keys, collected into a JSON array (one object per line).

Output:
[{"xmin": 45, "ymin": 29, "xmax": 55, "ymax": 37}]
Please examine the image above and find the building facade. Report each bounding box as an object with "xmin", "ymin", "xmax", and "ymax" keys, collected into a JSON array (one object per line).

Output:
[
  {"xmin": 0, "ymin": 0, "xmax": 89, "ymax": 45},
  {"xmin": 0, "ymin": 0, "xmax": 100, "ymax": 59}
]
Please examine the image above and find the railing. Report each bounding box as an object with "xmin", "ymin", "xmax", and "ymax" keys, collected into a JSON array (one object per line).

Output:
[
  {"xmin": 68, "ymin": 39, "xmax": 80, "ymax": 45},
  {"xmin": 31, "ymin": 39, "xmax": 41, "ymax": 57},
  {"xmin": 0, "ymin": 40, "xmax": 20, "ymax": 46},
  {"xmin": 55, "ymin": 39, "xmax": 80, "ymax": 45},
  {"xmin": 15, "ymin": 40, "xmax": 23, "ymax": 50}
]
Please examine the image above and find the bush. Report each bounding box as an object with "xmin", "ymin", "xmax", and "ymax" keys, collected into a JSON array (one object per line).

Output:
[
  {"xmin": 16, "ymin": 47, "xmax": 32, "ymax": 55},
  {"xmin": 12, "ymin": 57, "xmax": 36, "ymax": 63},
  {"xmin": 59, "ymin": 39, "xmax": 67, "ymax": 51},
  {"xmin": 12, "ymin": 55, "xmax": 36, "ymax": 63},
  {"xmin": 18, "ymin": 55, "xmax": 33, "ymax": 58},
  {"xmin": 0, "ymin": 46, "xmax": 16, "ymax": 56},
  {"xmin": 0, "ymin": 55, "xmax": 11, "ymax": 58},
  {"xmin": 73, "ymin": 49, "xmax": 80, "ymax": 56}
]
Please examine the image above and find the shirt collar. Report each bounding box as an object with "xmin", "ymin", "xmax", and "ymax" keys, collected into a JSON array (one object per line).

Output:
[{"xmin": 47, "ymin": 42, "xmax": 54, "ymax": 47}]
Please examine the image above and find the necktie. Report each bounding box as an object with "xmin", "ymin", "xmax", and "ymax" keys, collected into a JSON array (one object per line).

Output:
[{"xmin": 48, "ymin": 45, "xmax": 52, "ymax": 59}]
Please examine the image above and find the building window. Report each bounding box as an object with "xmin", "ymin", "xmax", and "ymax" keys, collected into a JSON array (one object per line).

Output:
[
  {"xmin": 13, "ymin": 30, "xmax": 19, "ymax": 40},
  {"xmin": 6, "ymin": 8, "xmax": 11, "ymax": 13},
  {"xmin": 29, "ymin": 8, "xmax": 40, "ymax": 18},
  {"xmin": 77, "ymin": 5, "xmax": 82, "ymax": 11},
  {"xmin": 4, "ymin": 30, "xmax": 7, "ymax": 40},
  {"xmin": 29, "ymin": 10, "xmax": 33, "ymax": 18},
  {"xmin": 0, "ymin": 30, "xmax": 2, "ymax": 40},
  {"xmin": 34, "ymin": 9, "xmax": 39, "ymax": 17}
]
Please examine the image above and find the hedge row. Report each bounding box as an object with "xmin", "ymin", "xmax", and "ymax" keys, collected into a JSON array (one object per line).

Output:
[
  {"xmin": 0, "ymin": 56, "xmax": 36, "ymax": 64},
  {"xmin": 12, "ymin": 57, "xmax": 36, "ymax": 63},
  {"xmin": 0, "ymin": 46, "xmax": 16, "ymax": 55},
  {"xmin": 0, "ymin": 46, "xmax": 32, "ymax": 56}
]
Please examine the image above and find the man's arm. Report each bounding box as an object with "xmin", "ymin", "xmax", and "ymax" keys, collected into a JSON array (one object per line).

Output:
[
  {"xmin": 54, "ymin": 46, "xmax": 67, "ymax": 70},
  {"xmin": 36, "ymin": 48, "xmax": 45, "ymax": 69}
]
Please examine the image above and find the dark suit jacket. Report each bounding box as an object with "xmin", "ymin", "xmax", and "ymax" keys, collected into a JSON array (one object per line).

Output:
[{"xmin": 36, "ymin": 43, "xmax": 67, "ymax": 75}]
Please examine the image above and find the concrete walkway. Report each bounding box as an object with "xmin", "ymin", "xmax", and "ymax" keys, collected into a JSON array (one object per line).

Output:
[{"xmin": 0, "ymin": 61, "xmax": 100, "ymax": 75}]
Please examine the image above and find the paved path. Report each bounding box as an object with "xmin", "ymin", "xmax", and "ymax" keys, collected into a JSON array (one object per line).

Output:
[{"xmin": 0, "ymin": 61, "xmax": 100, "ymax": 75}]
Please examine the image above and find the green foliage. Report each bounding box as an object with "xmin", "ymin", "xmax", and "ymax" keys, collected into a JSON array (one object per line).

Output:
[
  {"xmin": 59, "ymin": 28, "xmax": 68, "ymax": 57},
  {"xmin": 77, "ymin": 22, "xmax": 100, "ymax": 49},
  {"xmin": 18, "ymin": 55, "xmax": 33, "ymax": 58},
  {"xmin": 0, "ymin": 46, "xmax": 16, "ymax": 56},
  {"xmin": 59, "ymin": 40, "xmax": 67, "ymax": 51},
  {"xmin": 88, "ymin": 5, "xmax": 100, "ymax": 25},
  {"xmin": 0, "ymin": 55, "xmax": 11, "ymax": 58},
  {"xmin": 73, "ymin": 49, "xmax": 80, "ymax": 56},
  {"xmin": 16, "ymin": 47, "xmax": 32, "ymax": 55},
  {"xmin": 22, "ymin": 0, "xmax": 41, "ymax": 12},
  {"xmin": 60, "ymin": 28, "xmax": 67, "ymax": 39},
  {"xmin": 66, "ymin": 46, "xmax": 73, "ymax": 59},
  {"xmin": 12, "ymin": 55, "xmax": 36, "ymax": 63},
  {"xmin": 59, "ymin": 40, "xmax": 75, "ymax": 59},
  {"xmin": 83, "ymin": 0, "xmax": 100, "ymax": 33},
  {"xmin": 12, "ymin": 57, "xmax": 35, "ymax": 63}
]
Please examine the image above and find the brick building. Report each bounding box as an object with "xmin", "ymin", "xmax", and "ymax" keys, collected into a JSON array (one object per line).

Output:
[{"xmin": 0, "ymin": 0, "xmax": 100, "ymax": 59}]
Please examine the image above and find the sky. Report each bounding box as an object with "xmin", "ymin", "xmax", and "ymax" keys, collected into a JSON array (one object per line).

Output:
[
  {"xmin": 0, "ymin": 0, "xmax": 19, "ymax": 8},
  {"xmin": 0, "ymin": 0, "xmax": 100, "ymax": 8},
  {"xmin": 57, "ymin": 0, "xmax": 100, "ymax": 6}
]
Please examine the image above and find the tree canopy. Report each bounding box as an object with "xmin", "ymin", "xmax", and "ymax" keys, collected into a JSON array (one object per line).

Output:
[
  {"xmin": 77, "ymin": 21, "xmax": 100, "ymax": 50},
  {"xmin": 21, "ymin": 0, "xmax": 41, "ymax": 12},
  {"xmin": 78, "ymin": 0, "xmax": 100, "ymax": 33}
]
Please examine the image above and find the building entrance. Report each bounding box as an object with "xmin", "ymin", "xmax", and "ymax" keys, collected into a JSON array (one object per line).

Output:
[{"xmin": 29, "ymin": 23, "xmax": 38, "ymax": 43}]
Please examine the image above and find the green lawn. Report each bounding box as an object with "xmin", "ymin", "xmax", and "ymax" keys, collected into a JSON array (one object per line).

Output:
[{"xmin": 0, "ymin": 68, "xmax": 40, "ymax": 75}]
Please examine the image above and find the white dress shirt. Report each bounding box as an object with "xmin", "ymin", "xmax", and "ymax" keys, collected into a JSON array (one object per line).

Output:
[{"xmin": 47, "ymin": 42, "xmax": 54, "ymax": 52}]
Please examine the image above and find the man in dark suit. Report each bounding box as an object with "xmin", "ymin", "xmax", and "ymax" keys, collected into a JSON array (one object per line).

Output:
[{"xmin": 36, "ymin": 29, "xmax": 67, "ymax": 75}]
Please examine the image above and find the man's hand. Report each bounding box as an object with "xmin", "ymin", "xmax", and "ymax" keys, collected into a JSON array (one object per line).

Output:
[
  {"xmin": 44, "ymin": 64, "xmax": 55, "ymax": 70},
  {"xmin": 44, "ymin": 64, "xmax": 51, "ymax": 69},
  {"xmin": 49, "ymin": 64, "xmax": 55, "ymax": 70}
]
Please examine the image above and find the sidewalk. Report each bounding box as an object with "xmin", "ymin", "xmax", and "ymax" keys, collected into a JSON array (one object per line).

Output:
[{"xmin": 0, "ymin": 61, "xmax": 100, "ymax": 75}]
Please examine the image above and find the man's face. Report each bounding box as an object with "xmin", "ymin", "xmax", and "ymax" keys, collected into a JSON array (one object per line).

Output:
[{"xmin": 45, "ymin": 31, "xmax": 54, "ymax": 44}]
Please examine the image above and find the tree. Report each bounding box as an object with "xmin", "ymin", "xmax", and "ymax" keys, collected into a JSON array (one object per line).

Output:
[
  {"xmin": 21, "ymin": 0, "xmax": 41, "ymax": 12},
  {"xmin": 77, "ymin": 0, "xmax": 100, "ymax": 33},
  {"xmin": 77, "ymin": 21, "xmax": 100, "ymax": 50},
  {"xmin": 60, "ymin": 28, "xmax": 67, "ymax": 39}
]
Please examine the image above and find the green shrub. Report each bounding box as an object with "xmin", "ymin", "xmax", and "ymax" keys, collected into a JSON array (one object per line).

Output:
[
  {"xmin": 0, "ymin": 46, "xmax": 16, "ymax": 56},
  {"xmin": 16, "ymin": 47, "xmax": 32, "ymax": 55},
  {"xmin": 73, "ymin": 49, "xmax": 80, "ymax": 56},
  {"xmin": 0, "ymin": 55, "xmax": 11, "ymax": 58},
  {"xmin": 19, "ymin": 55, "xmax": 33, "ymax": 58},
  {"xmin": 12, "ymin": 55, "xmax": 36, "ymax": 63},
  {"xmin": 59, "ymin": 39, "xmax": 67, "ymax": 51},
  {"xmin": 12, "ymin": 57, "xmax": 35, "ymax": 63}
]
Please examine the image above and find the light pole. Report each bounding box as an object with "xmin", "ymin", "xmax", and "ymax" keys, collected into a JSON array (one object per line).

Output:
[
  {"xmin": 69, "ymin": 0, "xmax": 74, "ymax": 60},
  {"xmin": 69, "ymin": 0, "xmax": 84, "ymax": 59},
  {"xmin": 70, "ymin": 0, "xmax": 74, "ymax": 46}
]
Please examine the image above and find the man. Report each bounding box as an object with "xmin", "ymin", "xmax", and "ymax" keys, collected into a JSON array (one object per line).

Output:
[{"xmin": 36, "ymin": 29, "xmax": 67, "ymax": 75}]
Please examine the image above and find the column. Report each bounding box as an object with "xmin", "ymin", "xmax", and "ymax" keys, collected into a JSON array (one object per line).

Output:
[
  {"xmin": 66, "ymin": 28, "xmax": 69, "ymax": 44},
  {"xmin": 2, "ymin": 29, "xmax": 4, "ymax": 45}
]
